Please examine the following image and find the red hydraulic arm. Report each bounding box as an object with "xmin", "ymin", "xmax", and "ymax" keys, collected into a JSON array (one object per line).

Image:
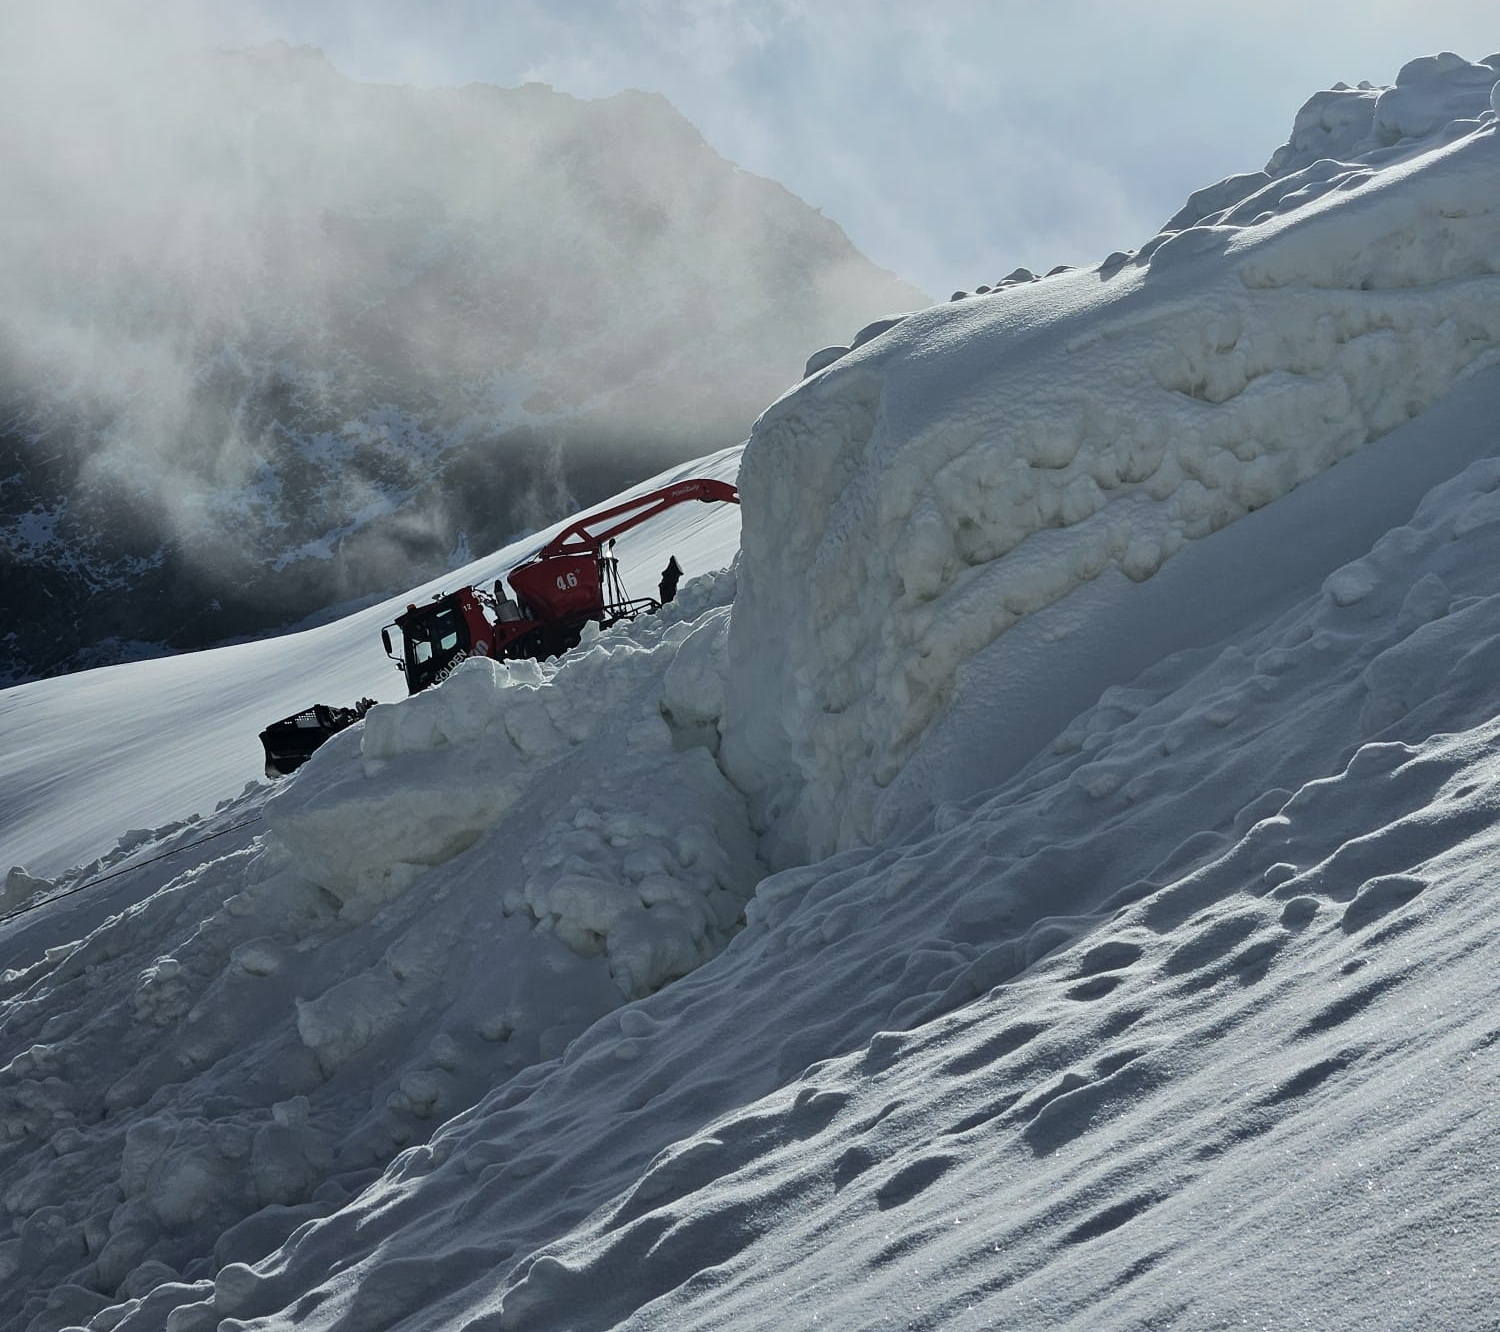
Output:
[
  {"xmin": 530, "ymin": 478, "xmax": 740, "ymax": 561},
  {"xmin": 506, "ymin": 476, "xmax": 739, "ymax": 628}
]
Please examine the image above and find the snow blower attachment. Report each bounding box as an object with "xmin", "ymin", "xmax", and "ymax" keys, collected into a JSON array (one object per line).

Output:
[
  {"xmin": 258, "ymin": 700, "xmax": 376, "ymax": 780},
  {"xmin": 259, "ymin": 477, "xmax": 740, "ymax": 777}
]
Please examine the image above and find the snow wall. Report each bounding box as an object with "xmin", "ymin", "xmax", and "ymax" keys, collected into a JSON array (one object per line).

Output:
[{"xmin": 722, "ymin": 55, "xmax": 1500, "ymax": 867}]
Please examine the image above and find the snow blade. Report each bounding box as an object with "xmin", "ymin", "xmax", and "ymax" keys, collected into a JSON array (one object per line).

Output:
[{"xmin": 259, "ymin": 700, "xmax": 374, "ymax": 779}]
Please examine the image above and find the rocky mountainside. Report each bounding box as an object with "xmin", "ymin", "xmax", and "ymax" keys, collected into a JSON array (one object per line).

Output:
[{"xmin": 0, "ymin": 42, "xmax": 923, "ymax": 684}]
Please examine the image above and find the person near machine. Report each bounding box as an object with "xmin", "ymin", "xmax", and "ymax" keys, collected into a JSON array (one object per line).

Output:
[{"xmin": 659, "ymin": 556, "xmax": 683, "ymax": 604}]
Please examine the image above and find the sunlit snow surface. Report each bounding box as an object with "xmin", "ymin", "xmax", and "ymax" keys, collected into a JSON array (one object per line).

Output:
[{"xmin": 3, "ymin": 52, "xmax": 1500, "ymax": 1332}]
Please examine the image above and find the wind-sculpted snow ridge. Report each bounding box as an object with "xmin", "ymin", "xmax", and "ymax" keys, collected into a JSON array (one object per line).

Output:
[
  {"xmin": 0, "ymin": 571, "xmax": 760, "ymax": 1330},
  {"xmin": 93, "ymin": 369, "xmax": 1500, "ymax": 1332},
  {"xmin": 722, "ymin": 57, "xmax": 1500, "ymax": 866}
]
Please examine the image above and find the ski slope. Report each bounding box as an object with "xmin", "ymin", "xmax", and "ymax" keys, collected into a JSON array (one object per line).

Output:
[{"xmin": 2, "ymin": 50, "xmax": 1500, "ymax": 1332}]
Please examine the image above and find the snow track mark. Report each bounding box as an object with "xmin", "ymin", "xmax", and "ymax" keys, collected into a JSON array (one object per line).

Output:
[
  {"xmin": 873, "ymin": 1153, "xmax": 960, "ymax": 1209},
  {"xmin": 1061, "ymin": 1189, "xmax": 1166, "ymax": 1246}
]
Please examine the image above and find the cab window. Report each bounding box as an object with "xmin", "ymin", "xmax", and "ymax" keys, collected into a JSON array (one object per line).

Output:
[{"xmin": 408, "ymin": 607, "xmax": 463, "ymax": 668}]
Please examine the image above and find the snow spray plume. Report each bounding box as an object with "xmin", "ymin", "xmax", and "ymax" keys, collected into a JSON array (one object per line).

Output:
[{"xmin": 0, "ymin": 4, "xmax": 920, "ymax": 678}]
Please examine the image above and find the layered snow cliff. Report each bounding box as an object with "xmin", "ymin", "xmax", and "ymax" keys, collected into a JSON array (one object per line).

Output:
[{"xmin": 722, "ymin": 52, "xmax": 1500, "ymax": 866}]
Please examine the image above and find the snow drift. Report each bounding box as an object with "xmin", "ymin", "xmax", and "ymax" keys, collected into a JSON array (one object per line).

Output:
[{"xmin": 3, "ymin": 50, "xmax": 1500, "ymax": 1332}]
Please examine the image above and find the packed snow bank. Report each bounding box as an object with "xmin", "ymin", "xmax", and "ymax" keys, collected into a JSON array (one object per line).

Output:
[
  {"xmin": 0, "ymin": 567, "xmax": 756, "ymax": 1326},
  {"xmin": 267, "ymin": 569, "xmax": 757, "ymax": 999},
  {"xmin": 722, "ymin": 69, "xmax": 1500, "ymax": 865}
]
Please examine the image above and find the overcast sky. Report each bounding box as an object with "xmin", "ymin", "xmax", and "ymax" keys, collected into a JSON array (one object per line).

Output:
[{"xmin": 33, "ymin": 2, "xmax": 1500, "ymax": 296}]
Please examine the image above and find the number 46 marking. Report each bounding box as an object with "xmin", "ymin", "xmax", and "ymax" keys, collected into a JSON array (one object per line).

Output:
[{"xmin": 555, "ymin": 571, "xmax": 580, "ymax": 590}]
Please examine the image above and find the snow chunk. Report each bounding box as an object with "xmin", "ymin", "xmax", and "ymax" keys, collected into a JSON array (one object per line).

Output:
[
  {"xmin": 1267, "ymin": 53, "xmax": 1497, "ymax": 176},
  {"xmin": 1165, "ymin": 171, "xmax": 1272, "ymax": 232},
  {"xmin": 1267, "ymin": 85, "xmax": 1380, "ymax": 174},
  {"xmin": 295, "ymin": 972, "xmax": 405, "ymax": 1075},
  {"xmin": 850, "ymin": 315, "xmax": 906, "ymax": 349},
  {"xmin": 804, "ymin": 345, "xmax": 850, "ymax": 378},
  {"xmin": 2, "ymin": 866, "xmax": 51, "ymax": 914},
  {"xmin": 1373, "ymin": 54, "xmax": 1499, "ymax": 144}
]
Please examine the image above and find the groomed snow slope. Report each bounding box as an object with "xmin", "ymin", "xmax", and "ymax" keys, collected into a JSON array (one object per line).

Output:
[{"xmin": 2, "ymin": 51, "xmax": 1500, "ymax": 1332}]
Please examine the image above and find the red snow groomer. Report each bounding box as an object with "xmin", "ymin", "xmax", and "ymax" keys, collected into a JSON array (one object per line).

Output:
[
  {"xmin": 259, "ymin": 477, "xmax": 739, "ymax": 777},
  {"xmin": 384, "ymin": 477, "xmax": 738, "ymax": 692}
]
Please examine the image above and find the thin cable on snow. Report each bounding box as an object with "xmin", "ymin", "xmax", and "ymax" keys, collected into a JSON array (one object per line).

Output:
[{"xmin": 0, "ymin": 815, "xmax": 263, "ymax": 927}]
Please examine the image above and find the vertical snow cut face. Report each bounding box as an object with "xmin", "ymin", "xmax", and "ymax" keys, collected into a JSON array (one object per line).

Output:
[{"xmin": 723, "ymin": 70, "xmax": 1500, "ymax": 866}]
